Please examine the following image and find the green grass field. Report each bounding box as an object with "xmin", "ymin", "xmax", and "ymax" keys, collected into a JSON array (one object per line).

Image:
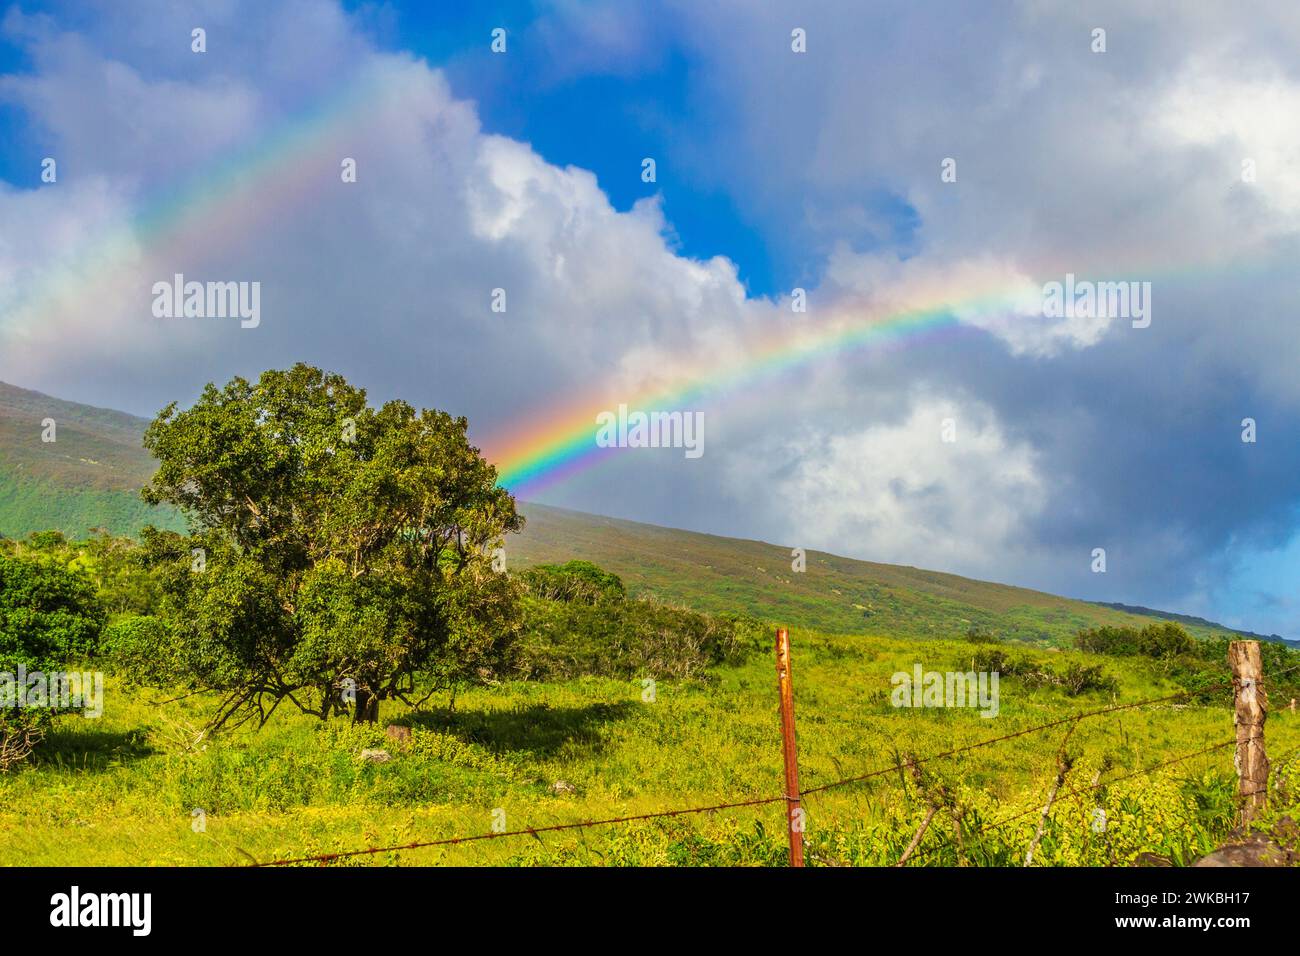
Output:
[{"xmin": 4, "ymin": 630, "xmax": 1295, "ymax": 867}]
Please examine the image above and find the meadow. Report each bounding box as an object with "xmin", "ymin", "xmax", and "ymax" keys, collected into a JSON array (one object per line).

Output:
[{"xmin": 4, "ymin": 629, "xmax": 1295, "ymax": 867}]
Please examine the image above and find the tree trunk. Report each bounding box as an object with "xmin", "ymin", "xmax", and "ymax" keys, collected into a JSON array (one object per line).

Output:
[{"xmin": 353, "ymin": 688, "xmax": 379, "ymax": 724}]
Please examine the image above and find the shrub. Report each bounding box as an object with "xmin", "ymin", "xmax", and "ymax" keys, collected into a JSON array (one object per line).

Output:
[
  {"xmin": 972, "ymin": 646, "xmax": 1116, "ymax": 697},
  {"xmin": 964, "ymin": 626, "xmax": 1000, "ymax": 644},
  {"xmin": 512, "ymin": 578, "xmax": 762, "ymax": 682},
  {"xmin": 1076, "ymin": 622, "xmax": 1195, "ymax": 661},
  {"xmin": 101, "ymin": 615, "xmax": 179, "ymax": 683},
  {"xmin": 0, "ymin": 552, "xmax": 106, "ymax": 769},
  {"xmin": 518, "ymin": 561, "xmax": 626, "ymax": 604},
  {"xmin": 0, "ymin": 551, "xmax": 105, "ymax": 662},
  {"xmin": 971, "ymin": 647, "xmax": 1019, "ymax": 674},
  {"xmin": 1136, "ymin": 622, "xmax": 1195, "ymax": 659},
  {"xmin": 1074, "ymin": 626, "xmax": 1140, "ymax": 656},
  {"xmin": 1058, "ymin": 661, "xmax": 1119, "ymax": 696}
]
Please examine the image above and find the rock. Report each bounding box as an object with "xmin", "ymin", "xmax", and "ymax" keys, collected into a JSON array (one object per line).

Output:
[
  {"xmin": 550, "ymin": 780, "xmax": 577, "ymax": 795},
  {"xmin": 359, "ymin": 748, "xmax": 391, "ymax": 764},
  {"xmin": 385, "ymin": 724, "xmax": 411, "ymax": 745},
  {"xmin": 1193, "ymin": 817, "xmax": 1299, "ymax": 867}
]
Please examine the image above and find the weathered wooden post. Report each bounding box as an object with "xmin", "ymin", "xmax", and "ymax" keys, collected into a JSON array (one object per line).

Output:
[
  {"xmin": 1228, "ymin": 640, "xmax": 1268, "ymax": 824},
  {"xmin": 775, "ymin": 627, "xmax": 805, "ymax": 867}
]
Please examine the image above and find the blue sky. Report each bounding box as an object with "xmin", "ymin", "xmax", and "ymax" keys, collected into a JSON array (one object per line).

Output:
[
  {"xmin": 2, "ymin": 0, "xmax": 1299, "ymax": 638},
  {"xmin": 376, "ymin": 0, "xmax": 784, "ymax": 296}
]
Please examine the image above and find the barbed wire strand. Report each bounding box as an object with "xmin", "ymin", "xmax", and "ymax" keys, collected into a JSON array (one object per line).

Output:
[
  {"xmin": 249, "ymin": 661, "xmax": 1300, "ymax": 867},
  {"xmin": 249, "ymin": 793, "xmax": 786, "ymax": 867}
]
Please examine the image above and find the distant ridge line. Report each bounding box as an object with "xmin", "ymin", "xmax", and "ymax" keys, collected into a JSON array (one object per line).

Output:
[{"xmin": 1093, "ymin": 600, "xmax": 1296, "ymax": 648}]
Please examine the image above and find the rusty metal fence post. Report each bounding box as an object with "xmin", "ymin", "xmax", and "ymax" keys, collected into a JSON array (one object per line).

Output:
[{"xmin": 775, "ymin": 627, "xmax": 805, "ymax": 866}]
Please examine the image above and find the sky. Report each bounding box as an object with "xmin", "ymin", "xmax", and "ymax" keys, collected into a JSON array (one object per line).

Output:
[{"xmin": 0, "ymin": 0, "xmax": 1298, "ymax": 637}]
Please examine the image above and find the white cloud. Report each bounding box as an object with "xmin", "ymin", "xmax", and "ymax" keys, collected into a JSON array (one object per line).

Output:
[
  {"xmin": 730, "ymin": 394, "xmax": 1047, "ymax": 575},
  {"xmin": 0, "ymin": 15, "xmax": 758, "ymax": 420},
  {"xmin": 822, "ymin": 248, "xmax": 1108, "ymax": 358}
]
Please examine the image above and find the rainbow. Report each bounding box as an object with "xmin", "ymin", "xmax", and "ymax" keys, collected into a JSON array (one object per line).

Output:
[
  {"xmin": 3, "ymin": 65, "xmax": 391, "ymax": 336},
  {"xmin": 486, "ymin": 248, "xmax": 1264, "ymax": 498},
  {"xmin": 486, "ymin": 290, "xmax": 1009, "ymax": 498}
]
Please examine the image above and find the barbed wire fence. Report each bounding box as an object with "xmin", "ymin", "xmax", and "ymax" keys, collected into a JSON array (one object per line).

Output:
[{"xmin": 245, "ymin": 645, "xmax": 1300, "ymax": 868}]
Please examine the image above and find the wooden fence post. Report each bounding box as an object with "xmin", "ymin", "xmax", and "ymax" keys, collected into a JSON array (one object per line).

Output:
[
  {"xmin": 775, "ymin": 627, "xmax": 805, "ymax": 867},
  {"xmin": 1228, "ymin": 640, "xmax": 1268, "ymax": 824}
]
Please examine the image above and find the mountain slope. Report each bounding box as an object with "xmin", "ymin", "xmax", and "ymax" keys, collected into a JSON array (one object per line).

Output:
[
  {"xmin": 0, "ymin": 381, "xmax": 182, "ymax": 537},
  {"xmin": 509, "ymin": 503, "xmax": 1272, "ymax": 645},
  {"xmin": 0, "ymin": 379, "xmax": 1280, "ymax": 644}
]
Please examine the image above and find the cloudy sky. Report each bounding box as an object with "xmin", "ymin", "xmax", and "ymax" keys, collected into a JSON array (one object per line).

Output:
[{"xmin": 1, "ymin": 1, "xmax": 1298, "ymax": 637}]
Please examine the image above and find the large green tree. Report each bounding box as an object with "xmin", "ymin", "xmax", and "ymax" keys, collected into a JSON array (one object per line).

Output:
[{"xmin": 138, "ymin": 364, "xmax": 522, "ymax": 728}]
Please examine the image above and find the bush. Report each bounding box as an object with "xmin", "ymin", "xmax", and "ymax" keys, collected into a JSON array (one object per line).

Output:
[
  {"xmin": 518, "ymin": 561, "xmax": 626, "ymax": 604},
  {"xmin": 971, "ymin": 646, "xmax": 1117, "ymax": 697},
  {"xmin": 971, "ymin": 647, "xmax": 1019, "ymax": 674},
  {"xmin": 0, "ymin": 552, "xmax": 106, "ymax": 769},
  {"xmin": 1057, "ymin": 661, "xmax": 1120, "ymax": 696},
  {"xmin": 1076, "ymin": 622, "xmax": 1195, "ymax": 660},
  {"xmin": 0, "ymin": 552, "xmax": 105, "ymax": 662},
  {"xmin": 512, "ymin": 569, "xmax": 763, "ymax": 682},
  {"xmin": 1074, "ymin": 626, "xmax": 1140, "ymax": 656},
  {"xmin": 101, "ymin": 615, "xmax": 178, "ymax": 683},
  {"xmin": 1136, "ymin": 622, "xmax": 1195, "ymax": 659}
]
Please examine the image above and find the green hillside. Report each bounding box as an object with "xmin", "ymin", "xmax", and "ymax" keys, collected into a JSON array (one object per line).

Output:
[
  {"xmin": 0, "ymin": 381, "xmax": 183, "ymax": 537},
  {"xmin": 510, "ymin": 503, "xmax": 1274, "ymax": 646}
]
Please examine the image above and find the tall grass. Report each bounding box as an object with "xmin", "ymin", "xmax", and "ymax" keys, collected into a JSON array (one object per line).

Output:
[{"xmin": 1, "ymin": 630, "xmax": 1295, "ymax": 866}]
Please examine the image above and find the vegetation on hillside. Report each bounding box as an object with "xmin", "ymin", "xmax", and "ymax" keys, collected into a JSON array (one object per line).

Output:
[
  {"xmin": 513, "ymin": 560, "xmax": 764, "ymax": 681},
  {"xmin": 507, "ymin": 504, "xmax": 1284, "ymax": 647},
  {"xmin": 2, "ymin": 379, "xmax": 1284, "ymax": 649},
  {"xmin": 0, "ymin": 473, "xmax": 184, "ymax": 540},
  {"xmin": 2, "ymin": 522, "xmax": 1298, "ymax": 865},
  {"xmin": 0, "ymin": 381, "xmax": 184, "ymax": 537}
]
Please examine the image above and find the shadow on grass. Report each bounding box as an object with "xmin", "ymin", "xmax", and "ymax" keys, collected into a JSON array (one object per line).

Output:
[
  {"xmin": 30, "ymin": 726, "xmax": 155, "ymax": 771},
  {"xmin": 404, "ymin": 701, "xmax": 636, "ymax": 758}
]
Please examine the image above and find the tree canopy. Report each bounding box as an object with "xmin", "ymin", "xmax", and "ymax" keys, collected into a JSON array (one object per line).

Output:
[{"xmin": 138, "ymin": 364, "xmax": 522, "ymax": 727}]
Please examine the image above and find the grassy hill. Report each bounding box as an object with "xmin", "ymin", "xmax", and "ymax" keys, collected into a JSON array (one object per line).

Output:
[
  {"xmin": 0, "ymin": 381, "xmax": 182, "ymax": 537},
  {"xmin": 0, "ymin": 379, "xmax": 1280, "ymax": 645},
  {"xmin": 510, "ymin": 503, "xmax": 1272, "ymax": 646}
]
